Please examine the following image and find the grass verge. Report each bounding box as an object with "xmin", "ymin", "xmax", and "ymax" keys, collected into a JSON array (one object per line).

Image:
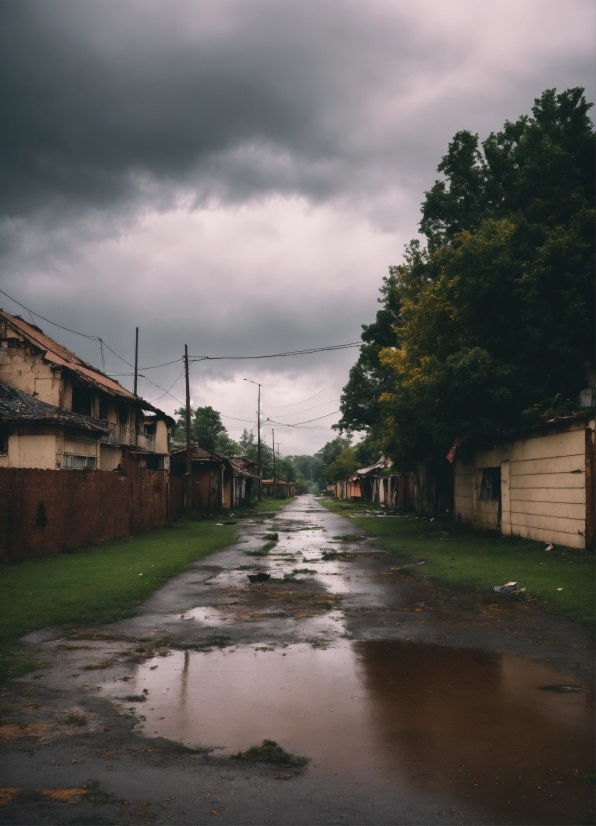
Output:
[
  {"xmin": 0, "ymin": 520, "xmax": 237, "ymax": 684},
  {"xmin": 321, "ymin": 500, "xmax": 595, "ymax": 625},
  {"xmin": 253, "ymin": 498, "xmax": 292, "ymax": 516}
]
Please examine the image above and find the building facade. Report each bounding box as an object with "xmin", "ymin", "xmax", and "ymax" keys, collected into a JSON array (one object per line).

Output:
[
  {"xmin": 454, "ymin": 415, "xmax": 595, "ymax": 550},
  {"xmin": 0, "ymin": 310, "xmax": 171, "ymax": 471}
]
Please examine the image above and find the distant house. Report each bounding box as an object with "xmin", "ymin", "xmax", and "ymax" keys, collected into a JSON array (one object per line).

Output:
[
  {"xmin": 261, "ymin": 479, "xmax": 296, "ymax": 499},
  {"xmin": 170, "ymin": 446, "xmax": 257, "ymax": 512},
  {"xmin": 454, "ymin": 414, "xmax": 595, "ymax": 550},
  {"xmin": 0, "ymin": 309, "xmax": 172, "ymax": 470},
  {"xmin": 334, "ymin": 458, "xmax": 414, "ymax": 511}
]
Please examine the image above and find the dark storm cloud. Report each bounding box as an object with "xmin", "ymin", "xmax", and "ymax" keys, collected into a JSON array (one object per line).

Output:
[
  {"xmin": 0, "ymin": 0, "xmax": 411, "ymax": 215},
  {"xmin": 5, "ymin": 0, "xmax": 592, "ymax": 220}
]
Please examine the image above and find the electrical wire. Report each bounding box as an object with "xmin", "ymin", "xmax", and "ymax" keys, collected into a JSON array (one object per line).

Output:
[
  {"xmin": 266, "ymin": 380, "xmax": 342, "ymax": 408},
  {"xmin": 146, "ymin": 370, "xmax": 185, "ymax": 403},
  {"xmin": 267, "ymin": 399, "xmax": 340, "ymax": 419},
  {"xmin": 0, "ymin": 287, "xmax": 135, "ymax": 368},
  {"xmin": 266, "ymin": 410, "xmax": 340, "ymax": 427},
  {"xmin": 189, "ymin": 343, "xmax": 360, "ymax": 361}
]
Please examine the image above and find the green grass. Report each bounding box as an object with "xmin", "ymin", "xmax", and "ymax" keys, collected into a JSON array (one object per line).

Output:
[
  {"xmin": 254, "ymin": 498, "xmax": 292, "ymax": 515},
  {"xmin": 0, "ymin": 520, "xmax": 237, "ymax": 684},
  {"xmin": 321, "ymin": 500, "xmax": 595, "ymax": 625}
]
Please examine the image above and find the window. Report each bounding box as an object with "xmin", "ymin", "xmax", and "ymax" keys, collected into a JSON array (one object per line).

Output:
[
  {"xmin": 118, "ymin": 403, "xmax": 129, "ymax": 426},
  {"xmin": 0, "ymin": 424, "xmax": 8, "ymax": 454},
  {"xmin": 64, "ymin": 454, "xmax": 96, "ymax": 470},
  {"xmin": 98, "ymin": 400, "xmax": 109, "ymax": 420},
  {"xmin": 479, "ymin": 467, "xmax": 500, "ymax": 501},
  {"xmin": 72, "ymin": 387, "xmax": 93, "ymax": 417}
]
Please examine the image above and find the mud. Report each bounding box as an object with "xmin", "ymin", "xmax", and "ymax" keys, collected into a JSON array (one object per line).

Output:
[{"xmin": 0, "ymin": 495, "xmax": 594, "ymax": 825}]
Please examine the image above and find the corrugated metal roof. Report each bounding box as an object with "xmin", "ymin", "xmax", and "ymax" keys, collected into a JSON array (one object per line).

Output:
[
  {"xmin": 0, "ymin": 383, "xmax": 108, "ymax": 433},
  {"xmin": 0, "ymin": 309, "xmax": 164, "ymax": 415}
]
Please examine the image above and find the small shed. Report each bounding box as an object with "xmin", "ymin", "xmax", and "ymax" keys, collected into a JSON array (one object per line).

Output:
[{"xmin": 454, "ymin": 414, "xmax": 595, "ymax": 550}]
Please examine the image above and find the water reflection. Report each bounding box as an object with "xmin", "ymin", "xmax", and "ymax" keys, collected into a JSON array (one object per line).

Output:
[
  {"xmin": 355, "ymin": 641, "xmax": 594, "ymax": 824},
  {"xmin": 119, "ymin": 641, "xmax": 594, "ymax": 825}
]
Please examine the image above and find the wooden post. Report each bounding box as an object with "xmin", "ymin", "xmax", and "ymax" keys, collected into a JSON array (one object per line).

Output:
[
  {"xmin": 585, "ymin": 425, "xmax": 595, "ymax": 552},
  {"xmin": 184, "ymin": 345, "xmax": 192, "ymax": 520},
  {"xmin": 133, "ymin": 327, "xmax": 139, "ymax": 396},
  {"xmin": 272, "ymin": 429, "xmax": 276, "ymax": 499},
  {"xmin": 257, "ymin": 383, "xmax": 262, "ymax": 501}
]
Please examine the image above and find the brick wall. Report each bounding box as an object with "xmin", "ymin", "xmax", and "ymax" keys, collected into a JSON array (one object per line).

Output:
[
  {"xmin": 169, "ymin": 476, "xmax": 185, "ymax": 523},
  {"xmin": 0, "ymin": 465, "xmax": 180, "ymax": 560}
]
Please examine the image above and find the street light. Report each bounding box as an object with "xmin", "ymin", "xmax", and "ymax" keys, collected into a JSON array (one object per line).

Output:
[{"xmin": 244, "ymin": 379, "xmax": 262, "ymax": 501}]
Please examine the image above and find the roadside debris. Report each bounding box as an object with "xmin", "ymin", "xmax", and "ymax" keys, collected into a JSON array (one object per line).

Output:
[
  {"xmin": 231, "ymin": 739, "xmax": 308, "ymax": 769},
  {"xmin": 544, "ymin": 542, "xmax": 554, "ymax": 552},
  {"xmin": 493, "ymin": 581, "xmax": 526, "ymax": 595},
  {"xmin": 247, "ymin": 573, "xmax": 271, "ymax": 583}
]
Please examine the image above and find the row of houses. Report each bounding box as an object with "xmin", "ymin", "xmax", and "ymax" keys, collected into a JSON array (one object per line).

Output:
[
  {"xmin": 333, "ymin": 413, "xmax": 595, "ymax": 551},
  {"xmin": 0, "ymin": 308, "xmax": 291, "ymax": 559}
]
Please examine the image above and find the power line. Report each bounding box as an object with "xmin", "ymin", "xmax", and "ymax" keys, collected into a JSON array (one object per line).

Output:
[
  {"xmin": 268, "ymin": 399, "xmax": 340, "ymax": 419},
  {"xmin": 189, "ymin": 343, "xmax": 360, "ymax": 361},
  {"xmin": 146, "ymin": 370, "xmax": 185, "ymax": 403},
  {"xmin": 0, "ymin": 287, "xmax": 134, "ymax": 368},
  {"xmin": 267, "ymin": 410, "xmax": 340, "ymax": 427},
  {"xmin": 266, "ymin": 380, "xmax": 343, "ymax": 408}
]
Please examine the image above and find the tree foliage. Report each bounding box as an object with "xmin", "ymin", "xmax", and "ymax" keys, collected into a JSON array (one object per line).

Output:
[
  {"xmin": 339, "ymin": 88, "xmax": 595, "ymax": 465},
  {"xmin": 313, "ymin": 433, "xmax": 382, "ymax": 485},
  {"xmin": 173, "ymin": 406, "xmax": 240, "ymax": 454}
]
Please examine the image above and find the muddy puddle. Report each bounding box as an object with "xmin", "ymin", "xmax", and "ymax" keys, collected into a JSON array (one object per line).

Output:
[{"xmin": 110, "ymin": 639, "xmax": 594, "ymax": 825}]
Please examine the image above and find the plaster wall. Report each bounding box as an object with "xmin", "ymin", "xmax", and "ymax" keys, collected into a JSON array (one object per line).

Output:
[
  {"xmin": 63, "ymin": 438, "xmax": 98, "ymax": 458},
  {"xmin": 0, "ymin": 344, "xmax": 63, "ymax": 406},
  {"xmin": 455, "ymin": 422, "xmax": 591, "ymax": 549},
  {"xmin": 100, "ymin": 444, "xmax": 123, "ymax": 471},
  {"xmin": 7, "ymin": 434, "xmax": 57, "ymax": 469},
  {"xmin": 155, "ymin": 419, "xmax": 169, "ymax": 454}
]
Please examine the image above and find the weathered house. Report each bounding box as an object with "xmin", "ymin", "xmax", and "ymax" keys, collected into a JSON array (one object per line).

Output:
[
  {"xmin": 0, "ymin": 310, "xmax": 171, "ymax": 470},
  {"xmin": 170, "ymin": 446, "xmax": 257, "ymax": 512},
  {"xmin": 335, "ymin": 458, "xmax": 414, "ymax": 511},
  {"xmin": 261, "ymin": 479, "xmax": 296, "ymax": 499},
  {"xmin": 454, "ymin": 414, "xmax": 595, "ymax": 550}
]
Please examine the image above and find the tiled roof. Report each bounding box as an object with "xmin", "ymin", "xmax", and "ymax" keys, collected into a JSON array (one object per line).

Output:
[
  {"xmin": 0, "ymin": 383, "xmax": 108, "ymax": 433},
  {"xmin": 170, "ymin": 445, "xmax": 257, "ymax": 476},
  {"xmin": 170, "ymin": 444, "xmax": 222, "ymax": 462},
  {"xmin": 0, "ymin": 309, "xmax": 163, "ymax": 413}
]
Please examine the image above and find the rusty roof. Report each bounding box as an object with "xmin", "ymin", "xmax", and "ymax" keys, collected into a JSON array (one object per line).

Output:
[
  {"xmin": 170, "ymin": 444, "xmax": 222, "ymax": 462},
  {"xmin": 0, "ymin": 309, "xmax": 165, "ymax": 414},
  {"xmin": 170, "ymin": 445, "xmax": 257, "ymax": 476},
  {"xmin": 0, "ymin": 383, "xmax": 108, "ymax": 433}
]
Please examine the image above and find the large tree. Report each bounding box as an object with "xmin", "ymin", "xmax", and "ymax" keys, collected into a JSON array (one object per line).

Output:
[{"xmin": 338, "ymin": 88, "xmax": 594, "ymax": 466}]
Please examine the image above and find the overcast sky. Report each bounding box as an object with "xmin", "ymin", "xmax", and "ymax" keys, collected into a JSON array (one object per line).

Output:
[{"xmin": 1, "ymin": 0, "xmax": 594, "ymax": 454}]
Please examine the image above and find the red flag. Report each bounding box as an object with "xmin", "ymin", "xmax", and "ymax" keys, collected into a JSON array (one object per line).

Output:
[{"xmin": 446, "ymin": 437, "xmax": 462, "ymax": 463}]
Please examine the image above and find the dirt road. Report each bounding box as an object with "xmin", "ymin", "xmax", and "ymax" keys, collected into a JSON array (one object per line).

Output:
[{"xmin": 1, "ymin": 496, "xmax": 593, "ymax": 824}]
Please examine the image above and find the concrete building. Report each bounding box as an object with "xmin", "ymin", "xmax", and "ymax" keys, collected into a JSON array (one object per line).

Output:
[
  {"xmin": 0, "ymin": 309, "xmax": 172, "ymax": 470},
  {"xmin": 454, "ymin": 414, "xmax": 595, "ymax": 550}
]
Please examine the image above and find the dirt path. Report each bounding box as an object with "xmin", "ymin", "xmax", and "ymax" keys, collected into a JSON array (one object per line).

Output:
[{"xmin": 0, "ymin": 496, "xmax": 593, "ymax": 825}]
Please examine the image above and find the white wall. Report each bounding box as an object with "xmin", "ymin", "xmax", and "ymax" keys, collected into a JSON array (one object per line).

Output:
[{"xmin": 455, "ymin": 421, "xmax": 591, "ymax": 549}]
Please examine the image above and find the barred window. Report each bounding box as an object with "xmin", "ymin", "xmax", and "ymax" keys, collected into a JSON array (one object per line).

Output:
[{"xmin": 64, "ymin": 454, "xmax": 96, "ymax": 470}]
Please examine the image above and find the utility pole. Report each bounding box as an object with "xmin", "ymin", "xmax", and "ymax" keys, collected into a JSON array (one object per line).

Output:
[
  {"xmin": 257, "ymin": 383, "xmax": 261, "ymax": 501},
  {"xmin": 272, "ymin": 429, "xmax": 276, "ymax": 499},
  {"xmin": 184, "ymin": 345, "xmax": 192, "ymax": 520},
  {"xmin": 133, "ymin": 327, "xmax": 139, "ymax": 396},
  {"xmin": 244, "ymin": 379, "xmax": 262, "ymax": 501},
  {"xmin": 277, "ymin": 445, "xmax": 282, "ymax": 496}
]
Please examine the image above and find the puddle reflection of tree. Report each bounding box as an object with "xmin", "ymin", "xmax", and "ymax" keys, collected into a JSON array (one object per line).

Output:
[
  {"xmin": 179, "ymin": 650, "xmax": 190, "ymax": 710},
  {"xmin": 354, "ymin": 641, "xmax": 594, "ymax": 825}
]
